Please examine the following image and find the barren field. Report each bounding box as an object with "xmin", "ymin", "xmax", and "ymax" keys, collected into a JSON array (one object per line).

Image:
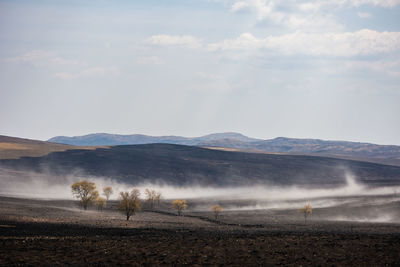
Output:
[{"xmin": 1, "ymin": 195, "xmax": 400, "ymax": 266}]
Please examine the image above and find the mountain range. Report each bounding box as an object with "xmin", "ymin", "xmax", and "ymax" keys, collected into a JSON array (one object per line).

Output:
[
  {"xmin": 48, "ymin": 132, "xmax": 257, "ymax": 146},
  {"xmin": 48, "ymin": 133, "xmax": 400, "ymax": 165}
]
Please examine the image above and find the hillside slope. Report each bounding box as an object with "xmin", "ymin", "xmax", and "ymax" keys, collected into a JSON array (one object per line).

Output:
[
  {"xmin": 1, "ymin": 143, "xmax": 399, "ymax": 187},
  {"xmin": 0, "ymin": 135, "xmax": 100, "ymax": 159}
]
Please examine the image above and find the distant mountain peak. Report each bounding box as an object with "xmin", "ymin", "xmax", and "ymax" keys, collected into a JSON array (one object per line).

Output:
[
  {"xmin": 200, "ymin": 132, "xmax": 247, "ymax": 138},
  {"xmin": 197, "ymin": 132, "xmax": 259, "ymax": 142},
  {"xmin": 47, "ymin": 132, "xmax": 258, "ymax": 146}
]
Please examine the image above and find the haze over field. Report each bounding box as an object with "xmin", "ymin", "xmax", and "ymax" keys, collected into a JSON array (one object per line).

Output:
[
  {"xmin": 1, "ymin": 136, "xmax": 399, "ymax": 210},
  {"xmin": 0, "ymin": 0, "xmax": 399, "ymax": 145},
  {"xmin": 1, "ymin": 162, "xmax": 400, "ymax": 223},
  {"xmin": 0, "ymin": 167, "xmax": 398, "ymax": 201}
]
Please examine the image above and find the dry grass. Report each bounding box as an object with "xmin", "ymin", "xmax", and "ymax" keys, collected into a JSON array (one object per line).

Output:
[
  {"xmin": 202, "ymin": 146, "xmax": 242, "ymax": 152},
  {"xmin": 0, "ymin": 141, "xmax": 107, "ymax": 159}
]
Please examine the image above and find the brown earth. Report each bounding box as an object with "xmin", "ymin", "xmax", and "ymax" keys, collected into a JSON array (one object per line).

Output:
[
  {"xmin": 1, "ymin": 196, "xmax": 400, "ymax": 266},
  {"xmin": 0, "ymin": 135, "xmax": 105, "ymax": 159}
]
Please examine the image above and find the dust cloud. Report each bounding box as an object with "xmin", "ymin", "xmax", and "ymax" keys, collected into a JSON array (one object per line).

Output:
[
  {"xmin": 1, "ymin": 168, "xmax": 399, "ymax": 202},
  {"xmin": 1, "ymin": 167, "xmax": 399, "ymax": 223}
]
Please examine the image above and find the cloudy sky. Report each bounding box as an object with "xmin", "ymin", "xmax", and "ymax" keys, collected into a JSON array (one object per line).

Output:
[{"xmin": 1, "ymin": 0, "xmax": 399, "ymax": 144}]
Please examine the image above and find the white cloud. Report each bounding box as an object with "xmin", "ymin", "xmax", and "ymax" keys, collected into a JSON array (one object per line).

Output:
[
  {"xmin": 146, "ymin": 30, "xmax": 400, "ymax": 57},
  {"xmin": 225, "ymin": 0, "xmax": 397, "ymax": 32},
  {"xmin": 146, "ymin": 35, "xmax": 202, "ymax": 49},
  {"xmin": 209, "ymin": 33, "xmax": 261, "ymax": 50},
  {"xmin": 6, "ymin": 50, "xmax": 120, "ymax": 80},
  {"xmin": 55, "ymin": 67, "xmax": 119, "ymax": 80},
  {"xmin": 5, "ymin": 50, "xmax": 87, "ymax": 66},
  {"xmin": 230, "ymin": 0, "xmax": 400, "ymax": 15},
  {"xmin": 6, "ymin": 50, "xmax": 121, "ymax": 80},
  {"xmin": 208, "ymin": 30, "xmax": 400, "ymax": 56},
  {"xmin": 298, "ymin": 2, "xmax": 324, "ymax": 11},
  {"xmin": 300, "ymin": 0, "xmax": 400, "ymax": 10},
  {"xmin": 5, "ymin": 50, "xmax": 56, "ymax": 63},
  {"xmin": 52, "ymin": 57, "xmax": 87, "ymax": 66},
  {"xmin": 284, "ymin": 14, "xmax": 343, "ymax": 32},
  {"xmin": 229, "ymin": 0, "xmax": 343, "ymax": 32},
  {"xmin": 231, "ymin": 0, "xmax": 281, "ymax": 21}
]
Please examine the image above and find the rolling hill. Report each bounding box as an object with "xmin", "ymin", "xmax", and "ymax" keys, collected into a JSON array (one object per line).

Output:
[
  {"xmin": 0, "ymin": 135, "xmax": 92, "ymax": 159},
  {"xmin": 0, "ymin": 135, "xmax": 104, "ymax": 159},
  {"xmin": 1, "ymin": 142, "xmax": 400, "ymax": 188}
]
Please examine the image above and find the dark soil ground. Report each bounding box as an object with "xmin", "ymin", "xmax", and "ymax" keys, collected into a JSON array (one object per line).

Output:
[{"xmin": 1, "ymin": 196, "xmax": 400, "ymax": 266}]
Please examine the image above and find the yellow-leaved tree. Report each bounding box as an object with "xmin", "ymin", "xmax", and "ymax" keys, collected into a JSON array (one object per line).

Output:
[
  {"xmin": 211, "ymin": 205, "xmax": 223, "ymax": 220},
  {"xmin": 95, "ymin": 197, "xmax": 107, "ymax": 211},
  {"xmin": 172, "ymin": 199, "xmax": 187, "ymax": 216},
  {"xmin": 117, "ymin": 189, "xmax": 141, "ymax": 221},
  {"xmin": 145, "ymin": 189, "xmax": 162, "ymax": 209},
  {"xmin": 71, "ymin": 180, "xmax": 99, "ymax": 210},
  {"xmin": 300, "ymin": 204, "xmax": 312, "ymax": 224}
]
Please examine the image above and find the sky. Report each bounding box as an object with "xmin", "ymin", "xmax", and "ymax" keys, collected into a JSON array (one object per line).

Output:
[{"xmin": 0, "ymin": 0, "xmax": 399, "ymax": 145}]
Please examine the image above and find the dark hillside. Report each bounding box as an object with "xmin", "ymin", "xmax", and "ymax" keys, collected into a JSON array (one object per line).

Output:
[{"xmin": 1, "ymin": 144, "xmax": 399, "ymax": 187}]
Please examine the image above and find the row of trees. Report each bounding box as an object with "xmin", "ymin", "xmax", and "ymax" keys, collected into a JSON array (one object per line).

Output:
[
  {"xmin": 71, "ymin": 181, "xmax": 182, "ymax": 220},
  {"xmin": 71, "ymin": 181, "xmax": 113, "ymax": 210},
  {"xmin": 71, "ymin": 180, "xmax": 312, "ymax": 222},
  {"xmin": 145, "ymin": 189, "xmax": 162, "ymax": 209}
]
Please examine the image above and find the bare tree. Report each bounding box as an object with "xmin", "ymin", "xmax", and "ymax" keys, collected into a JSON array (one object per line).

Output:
[
  {"xmin": 103, "ymin": 186, "xmax": 113, "ymax": 201},
  {"xmin": 172, "ymin": 199, "xmax": 187, "ymax": 216},
  {"xmin": 117, "ymin": 189, "xmax": 141, "ymax": 221},
  {"xmin": 211, "ymin": 205, "xmax": 223, "ymax": 220},
  {"xmin": 300, "ymin": 204, "xmax": 312, "ymax": 224},
  {"xmin": 71, "ymin": 180, "xmax": 99, "ymax": 210},
  {"xmin": 95, "ymin": 197, "xmax": 107, "ymax": 211}
]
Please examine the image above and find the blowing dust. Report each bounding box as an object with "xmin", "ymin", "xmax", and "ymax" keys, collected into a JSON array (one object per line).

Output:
[{"xmin": 0, "ymin": 168, "xmax": 399, "ymax": 223}]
